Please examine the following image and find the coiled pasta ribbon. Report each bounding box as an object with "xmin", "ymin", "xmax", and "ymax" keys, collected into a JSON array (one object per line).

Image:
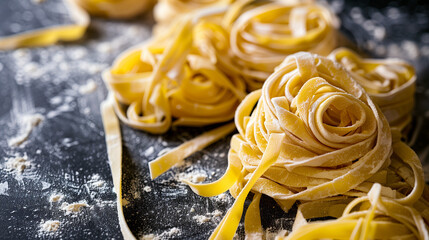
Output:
[
  {"xmin": 194, "ymin": 0, "xmax": 339, "ymax": 90},
  {"xmin": 103, "ymin": 18, "xmax": 245, "ymax": 132},
  {"xmin": 182, "ymin": 52, "xmax": 427, "ymax": 239},
  {"xmin": 103, "ymin": 18, "xmax": 247, "ymax": 179},
  {"xmin": 284, "ymin": 183, "xmax": 429, "ymax": 240},
  {"xmin": 329, "ymin": 48, "xmax": 416, "ymax": 132},
  {"xmin": 0, "ymin": 0, "xmax": 150, "ymax": 49}
]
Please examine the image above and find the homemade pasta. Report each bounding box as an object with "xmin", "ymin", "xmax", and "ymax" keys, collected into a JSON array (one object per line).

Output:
[
  {"xmin": 179, "ymin": 52, "xmax": 426, "ymax": 239},
  {"xmin": 154, "ymin": 0, "xmax": 233, "ymax": 24},
  {"xmin": 284, "ymin": 183, "xmax": 429, "ymax": 240},
  {"xmin": 194, "ymin": 0, "xmax": 339, "ymax": 90},
  {"xmin": 74, "ymin": 0, "xmax": 152, "ymax": 19},
  {"xmin": 329, "ymin": 48, "xmax": 416, "ymax": 131},
  {"xmin": 103, "ymin": 19, "xmax": 245, "ymax": 134}
]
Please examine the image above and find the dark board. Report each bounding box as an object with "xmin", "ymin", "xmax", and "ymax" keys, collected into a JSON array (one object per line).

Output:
[{"xmin": 0, "ymin": 0, "xmax": 428, "ymax": 239}]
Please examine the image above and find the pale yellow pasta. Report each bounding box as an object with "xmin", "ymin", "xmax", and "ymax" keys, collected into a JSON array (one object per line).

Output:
[
  {"xmin": 283, "ymin": 183, "xmax": 429, "ymax": 240},
  {"xmin": 103, "ymin": 19, "xmax": 245, "ymax": 134},
  {"xmin": 180, "ymin": 52, "xmax": 426, "ymax": 239},
  {"xmin": 329, "ymin": 48, "xmax": 416, "ymax": 131},
  {"xmin": 74, "ymin": 0, "xmax": 153, "ymax": 19},
  {"xmin": 194, "ymin": 0, "xmax": 339, "ymax": 90},
  {"xmin": 154, "ymin": 0, "xmax": 233, "ymax": 24}
]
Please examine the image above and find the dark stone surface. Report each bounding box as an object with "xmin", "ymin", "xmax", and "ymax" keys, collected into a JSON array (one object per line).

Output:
[{"xmin": 0, "ymin": 0, "xmax": 428, "ymax": 239}]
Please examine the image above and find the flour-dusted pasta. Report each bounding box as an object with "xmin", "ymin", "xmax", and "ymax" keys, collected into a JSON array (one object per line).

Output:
[
  {"xmin": 194, "ymin": 0, "xmax": 339, "ymax": 90},
  {"xmin": 329, "ymin": 48, "xmax": 416, "ymax": 132},
  {"xmin": 180, "ymin": 52, "xmax": 427, "ymax": 239}
]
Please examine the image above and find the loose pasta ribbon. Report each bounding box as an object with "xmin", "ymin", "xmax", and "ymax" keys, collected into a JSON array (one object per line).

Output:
[{"xmin": 329, "ymin": 48, "xmax": 416, "ymax": 131}]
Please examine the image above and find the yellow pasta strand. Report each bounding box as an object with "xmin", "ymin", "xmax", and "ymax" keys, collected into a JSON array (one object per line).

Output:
[
  {"xmin": 74, "ymin": 0, "xmax": 152, "ymax": 19},
  {"xmin": 154, "ymin": 0, "xmax": 233, "ymax": 24},
  {"xmin": 101, "ymin": 96, "xmax": 136, "ymax": 240},
  {"xmin": 329, "ymin": 48, "xmax": 416, "ymax": 131}
]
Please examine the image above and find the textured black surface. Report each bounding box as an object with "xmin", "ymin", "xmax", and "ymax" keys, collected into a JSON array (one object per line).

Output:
[{"xmin": 0, "ymin": 0, "xmax": 428, "ymax": 240}]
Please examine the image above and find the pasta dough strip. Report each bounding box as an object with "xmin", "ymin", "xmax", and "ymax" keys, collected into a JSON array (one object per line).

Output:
[{"xmin": 101, "ymin": 96, "xmax": 136, "ymax": 240}]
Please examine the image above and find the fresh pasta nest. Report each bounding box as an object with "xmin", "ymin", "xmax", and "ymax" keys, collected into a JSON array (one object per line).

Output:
[
  {"xmin": 103, "ymin": 36, "xmax": 245, "ymax": 134},
  {"xmin": 329, "ymin": 48, "xmax": 416, "ymax": 131},
  {"xmin": 195, "ymin": 0, "xmax": 339, "ymax": 90},
  {"xmin": 180, "ymin": 52, "xmax": 427, "ymax": 239},
  {"xmin": 74, "ymin": 0, "xmax": 152, "ymax": 19}
]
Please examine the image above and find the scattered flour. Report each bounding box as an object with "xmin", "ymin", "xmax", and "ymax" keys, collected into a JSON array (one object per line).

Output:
[
  {"xmin": 140, "ymin": 227, "xmax": 181, "ymax": 240},
  {"xmin": 265, "ymin": 228, "xmax": 289, "ymax": 240},
  {"xmin": 88, "ymin": 174, "xmax": 106, "ymax": 189},
  {"xmin": 193, "ymin": 215, "xmax": 211, "ymax": 225},
  {"xmin": 177, "ymin": 170, "xmax": 208, "ymax": 184},
  {"xmin": 8, "ymin": 114, "xmax": 44, "ymax": 147},
  {"xmin": 49, "ymin": 193, "xmax": 64, "ymax": 203},
  {"xmin": 144, "ymin": 146, "xmax": 155, "ymax": 157},
  {"xmin": 39, "ymin": 220, "xmax": 60, "ymax": 233},
  {"xmin": 143, "ymin": 186, "xmax": 152, "ymax": 193},
  {"xmin": 78, "ymin": 80, "xmax": 97, "ymax": 94},
  {"xmin": 0, "ymin": 182, "xmax": 9, "ymax": 196},
  {"xmin": 60, "ymin": 201, "xmax": 89, "ymax": 215},
  {"xmin": 4, "ymin": 154, "xmax": 30, "ymax": 174}
]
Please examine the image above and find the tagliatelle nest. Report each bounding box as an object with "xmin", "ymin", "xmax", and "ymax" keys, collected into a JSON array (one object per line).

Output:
[
  {"xmin": 174, "ymin": 52, "xmax": 427, "ymax": 239},
  {"xmin": 74, "ymin": 0, "xmax": 153, "ymax": 19},
  {"xmin": 329, "ymin": 48, "xmax": 416, "ymax": 131},
  {"xmin": 194, "ymin": 0, "xmax": 339, "ymax": 90},
  {"xmin": 103, "ymin": 26, "xmax": 246, "ymax": 134}
]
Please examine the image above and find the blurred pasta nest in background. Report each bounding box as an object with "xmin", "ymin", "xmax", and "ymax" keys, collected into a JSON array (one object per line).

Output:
[
  {"xmin": 74, "ymin": 0, "xmax": 153, "ymax": 19},
  {"xmin": 192, "ymin": 0, "xmax": 339, "ymax": 90}
]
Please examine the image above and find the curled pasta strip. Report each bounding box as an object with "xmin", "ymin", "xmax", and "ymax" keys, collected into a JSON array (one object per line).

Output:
[
  {"xmin": 74, "ymin": 0, "xmax": 152, "ymax": 19},
  {"xmin": 154, "ymin": 0, "xmax": 233, "ymax": 24},
  {"xmin": 329, "ymin": 48, "xmax": 416, "ymax": 131},
  {"xmin": 185, "ymin": 52, "xmax": 427, "ymax": 239},
  {"xmin": 195, "ymin": 0, "xmax": 339, "ymax": 90},
  {"xmin": 284, "ymin": 183, "xmax": 429, "ymax": 240}
]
